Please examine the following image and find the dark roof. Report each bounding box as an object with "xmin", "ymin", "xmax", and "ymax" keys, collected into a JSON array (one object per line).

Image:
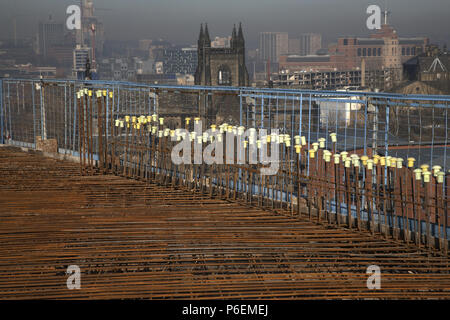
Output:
[
  {"xmin": 399, "ymin": 38, "xmax": 427, "ymax": 45},
  {"xmin": 403, "ymin": 56, "xmax": 419, "ymax": 66},
  {"xmin": 356, "ymin": 39, "xmax": 384, "ymax": 45},
  {"xmin": 285, "ymin": 55, "xmax": 330, "ymax": 63},
  {"xmin": 137, "ymin": 73, "xmax": 177, "ymax": 80},
  {"xmin": 403, "ymin": 54, "xmax": 450, "ymax": 72},
  {"xmin": 418, "ymin": 55, "xmax": 450, "ymax": 72}
]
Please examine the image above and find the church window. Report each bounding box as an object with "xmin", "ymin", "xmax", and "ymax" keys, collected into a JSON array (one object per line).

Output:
[{"xmin": 218, "ymin": 65, "xmax": 232, "ymax": 86}]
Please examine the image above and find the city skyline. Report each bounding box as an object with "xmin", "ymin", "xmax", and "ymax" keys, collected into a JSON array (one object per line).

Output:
[
  {"xmin": 1, "ymin": 0, "xmax": 449, "ymax": 48},
  {"xmin": 0, "ymin": 1, "xmax": 450, "ymax": 304}
]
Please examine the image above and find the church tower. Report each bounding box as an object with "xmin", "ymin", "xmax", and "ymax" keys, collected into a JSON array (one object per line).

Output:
[{"xmin": 195, "ymin": 23, "xmax": 249, "ymax": 87}]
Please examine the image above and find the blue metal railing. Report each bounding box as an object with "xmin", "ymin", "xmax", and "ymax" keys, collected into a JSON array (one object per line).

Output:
[
  {"xmin": 0, "ymin": 77, "xmax": 448, "ymax": 251},
  {"xmin": 1, "ymin": 78, "xmax": 449, "ymax": 171}
]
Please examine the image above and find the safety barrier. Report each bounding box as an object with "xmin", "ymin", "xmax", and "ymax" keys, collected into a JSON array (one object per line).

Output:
[{"xmin": 1, "ymin": 78, "xmax": 449, "ymax": 254}]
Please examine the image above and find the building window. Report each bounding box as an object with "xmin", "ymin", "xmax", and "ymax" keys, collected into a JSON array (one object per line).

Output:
[
  {"xmin": 363, "ymin": 48, "xmax": 366, "ymax": 56},
  {"xmin": 412, "ymin": 47, "xmax": 416, "ymax": 55},
  {"xmin": 344, "ymin": 39, "xmax": 348, "ymax": 45},
  {"xmin": 368, "ymin": 48, "xmax": 372, "ymax": 56},
  {"xmin": 218, "ymin": 65, "xmax": 232, "ymax": 86},
  {"xmin": 378, "ymin": 48, "xmax": 381, "ymax": 56},
  {"xmin": 402, "ymin": 47, "xmax": 405, "ymax": 56},
  {"xmin": 406, "ymin": 47, "xmax": 411, "ymax": 55},
  {"xmin": 358, "ymin": 48, "xmax": 361, "ymax": 56}
]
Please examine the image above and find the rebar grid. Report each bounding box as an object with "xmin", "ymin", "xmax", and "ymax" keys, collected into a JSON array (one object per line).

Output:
[{"xmin": 0, "ymin": 146, "xmax": 449, "ymax": 299}]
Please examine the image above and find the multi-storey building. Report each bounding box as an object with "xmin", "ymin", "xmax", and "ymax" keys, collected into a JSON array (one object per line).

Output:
[
  {"xmin": 279, "ymin": 22, "xmax": 428, "ymax": 88},
  {"xmin": 299, "ymin": 33, "xmax": 322, "ymax": 56},
  {"xmin": 274, "ymin": 69, "xmax": 388, "ymax": 90},
  {"xmin": 288, "ymin": 38, "xmax": 301, "ymax": 55},
  {"xmin": 72, "ymin": 45, "xmax": 91, "ymax": 79},
  {"xmin": 161, "ymin": 47, "xmax": 197, "ymax": 75},
  {"xmin": 258, "ymin": 32, "xmax": 289, "ymax": 63},
  {"xmin": 37, "ymin": 17, "xmax": 64, "ymax": 57}
]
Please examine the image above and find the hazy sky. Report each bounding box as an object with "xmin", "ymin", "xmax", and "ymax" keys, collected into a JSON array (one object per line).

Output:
[{"xmin": 1, "ymin": 0, "xmax": 449, "ymax": 47}]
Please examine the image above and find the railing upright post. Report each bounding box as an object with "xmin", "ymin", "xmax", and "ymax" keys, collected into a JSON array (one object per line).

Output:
[
  {"xmin": 364, "ymin": 97, "xmax": 368, "ymax": 155},
  {"xmin": 239, "ymin": 89, "xmax": 243, "ymax": 192},
  {"xmin": 32, "ymin": 81, "xmax": 36, "ymax": 148},
  {"xmin": 384, "ymin": 99, "xmax": 390, "ymax": 184},
  {"xmin": 40, "ymin": 82, "xmax": 46, "ymax": 140},
  {"xmin": 307, "ymin": 94, "xmax": 312, "ymax": 176},
  {"xmin": 7, "ymin": 82, "xmax": 11, "ymax": 141},
  {"xmin": 239, "ymin": 89, "xmax": 243, "ymax": 126},
  {"xmin": 0, "ymin": 79, "xmax": 3, "ymax": 145},
  {"xmin": 72, "ymin": 84, "xmax": 77, "ymax": 154},
  {"xmin": 64, "ymin": 83, "xmax": 68, "ymax": 150}
]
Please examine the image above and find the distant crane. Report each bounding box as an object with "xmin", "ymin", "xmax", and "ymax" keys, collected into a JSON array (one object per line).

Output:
[
  {"xmin": 91, "ymin": 23, "xmax": 96, "ymax": 70},
  {"xmin": 78, "ymin": 0, "xmax": 112, "ymax": 73}
]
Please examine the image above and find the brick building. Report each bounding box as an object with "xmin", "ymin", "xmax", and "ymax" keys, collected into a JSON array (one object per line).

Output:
[{"xmin": 279, "ymin": 23, "xmax": 428, "ymax": 74}]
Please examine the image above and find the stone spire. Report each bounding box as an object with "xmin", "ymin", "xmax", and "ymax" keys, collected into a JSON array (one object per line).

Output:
[
  {"xmin": 198, "ymin": 23, "xmax": 204, "ymax": 46},
  {"xmin": 237, "ymin": 22, "xmax": 245, "ymax": 49},
  {"xmin": 204, "ymin": 23, "xmax": 211, "ymax": 46},
  {"xmin": 238, "ymin": 22, "xmax": 243, "ymax": 41},
  {"xmin": 231, "ymin": 24, "xmax": 237, "ymax": 48}
]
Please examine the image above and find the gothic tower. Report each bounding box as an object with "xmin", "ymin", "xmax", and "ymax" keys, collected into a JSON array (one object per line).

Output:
[{"xmin": 195, "ymin": 23, "xmax": 249, "ymax": 87}]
